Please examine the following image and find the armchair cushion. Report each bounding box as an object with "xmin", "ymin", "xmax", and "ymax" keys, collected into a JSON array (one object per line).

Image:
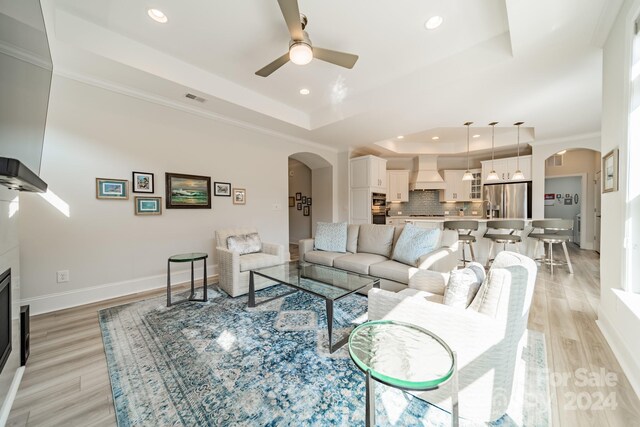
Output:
[
  {"xmin": 442, "ymin": 262, "xmax": 485, "ymax": 308},
  {"xmin": 314, "ymin": 222, "xmax": 348, "ymax": 253},
  {"xmin": 227, "ymin": 232, "xmax": 262, "ymax": 255},
  {"xmin": 391, "ymin": 224, "xmax": 441, "ymax": 266},
  {"xmin": 239, "ymin": 252, "xmax": 282, "ymax": 272}
]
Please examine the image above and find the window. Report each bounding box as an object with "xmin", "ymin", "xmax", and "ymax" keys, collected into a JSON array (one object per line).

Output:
[{"xmin": 627, "ymin": 17, "xmax": 640, "ymax": 293}]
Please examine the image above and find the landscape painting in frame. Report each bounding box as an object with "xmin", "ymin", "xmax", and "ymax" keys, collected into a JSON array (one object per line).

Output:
[
  {"xmin": 165, "ymin": 173, "xmax": 211, "ymax": 209},
  {"xmin": 96, "ymin": 178, "xmax": 128, "ymax": 200},
  {"xmin": 135, "ymin": 197, "xmax": 162, "ymax": 215}
]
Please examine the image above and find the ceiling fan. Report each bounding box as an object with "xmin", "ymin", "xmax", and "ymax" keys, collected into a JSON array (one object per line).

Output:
[{"xmin": 255, "ymin": 0, "xmax": 359, "ymax": 77}]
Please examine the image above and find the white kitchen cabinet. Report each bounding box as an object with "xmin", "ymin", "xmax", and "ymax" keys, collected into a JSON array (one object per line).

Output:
[
  {"xmin": 350, "ymin": 155, "xmax": 387, "ymax": 192},
  {"xmin": 386, "ymin": 170, "xmax": 410, "ymax": 202},
  {"xmin": 481, "ymin": 155, "xmax": 532, "ymax": 183},
  {"xmin": 350, "ymin": 188, "xmax": 371, "ymax": 224},
  {"xmin": 440, "ymin": 169, "xmax": 482, "ymax": 202}
]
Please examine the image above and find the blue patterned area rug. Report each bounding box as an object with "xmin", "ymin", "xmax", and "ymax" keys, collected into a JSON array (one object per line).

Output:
[{"xmin": 99, "ymin": 285, "xmax": 550, "ymax": 426}]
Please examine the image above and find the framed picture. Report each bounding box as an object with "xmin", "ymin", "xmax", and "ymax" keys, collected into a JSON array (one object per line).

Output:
[
  {"xmin": 132, "ymin": 172, "xmax": 154, "ymax": 193},
  {"xmin": 564, "ymin": 198, "xmax": 573, "ymax": 205},
  {"xmin": 574, "ymin": 194, "xmax": 579, "ymax": 204},
  {"xmin": 214, "ymin": 182, "xmax": 231, "ymax": 197},
  {"xmin": 565, "ymin": 193, "xmax": 571, "ymax": 199},
  {"xmin": 233, "ymin": 188, "xmax": 246, "ymax": 205},
  {"xmin": 307, "ymin": 197, "xmax": 312, "ymax": 206},
  {"xmin": 556, "ymin": 194, "xmax": 562, "ymax": 199},
  {"xmin": 96, "ymin": 178, "xmax": 128, "ymax": 200},
  {"xmin": 602, "ymin": 149, "xmax": 619, "ymax": 193},
  {"xmin": 303, "ymin": 205, "xmax": 310, "ymax": 216},
  {"xmin": 296, "ymin": 192, "xmax": 302, "ymax": 201},
  {"xmin": 297, "ymin": 203, "xmax": 302, "ymax": 210},
  {"xmin": 165, "ymin": 173, "xmax": 211, "ymax": 209},
  {"xmin": 302, "ymin": 196, "xmax": 307, "ymax": 204},
  {"xmin": 135, "ymin": 197, "xmax": 162, "ymax": 215},
  {"xmin": 288, "ymin": 197, "xmax": 295, "ymax": 207}
]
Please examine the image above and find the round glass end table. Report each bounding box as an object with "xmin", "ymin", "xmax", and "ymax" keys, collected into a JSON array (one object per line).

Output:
[
  {"xmin": 167, "ymin": 252, "xmax": 208, "ymax": 307},
  {"xmin": 348, "ymin": 320, "xmax": 458, "ymax": 427}
]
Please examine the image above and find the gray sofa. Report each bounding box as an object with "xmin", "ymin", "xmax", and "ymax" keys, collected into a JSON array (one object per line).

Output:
[{"xmin": 299, "ymin": 224, "xmax": 459, "ymax": 292}]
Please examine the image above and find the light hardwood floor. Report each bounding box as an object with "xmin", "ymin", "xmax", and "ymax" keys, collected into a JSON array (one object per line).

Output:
[{"xmin": 7, "ymin": 245, "xmax": 640, "ymax": 426}]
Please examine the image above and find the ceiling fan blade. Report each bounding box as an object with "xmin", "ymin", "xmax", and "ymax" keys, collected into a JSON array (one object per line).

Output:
[
  {"xmin": 313, "ymin": 47, "xmax": 358, "ymax": 69},
  {"xmin": 255, "ymin": 52, "xmax": 290, "ymax": 77},
  {"xmin": 277, "ymin": 0, "xmax": 304, "ymax": 41}
]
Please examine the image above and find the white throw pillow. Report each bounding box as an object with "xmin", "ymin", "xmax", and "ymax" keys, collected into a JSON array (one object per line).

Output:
[
  {"xmin": 442, "ymin": 262, "xmax": 485, "ymax": 308},
  {"xmin": 391, "ymin": 224, "xmax": 441, "ymax": 266},
  {"xmin": 314, "ymin": 222, "xmax": 348, "ymax": 253},
  {"xmin": 227, "ymin": 233, "xmax": 262, "ymax": 255}
]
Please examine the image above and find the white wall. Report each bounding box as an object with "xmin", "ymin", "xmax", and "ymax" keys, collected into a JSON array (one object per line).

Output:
[
  {"xmin": 288, "ymin": 159, "xmax": 311, "ymax": 243},
  {"xmin": 18, "ymin": 76, "xmax": 340, "ymax": 314},
  {"xmin": 0, "ymin": 186, "xmax": 22, "ymax": 420},
  {"xmin": 598, "ymin": 0, "xmax": 640, "ymax": 398}
]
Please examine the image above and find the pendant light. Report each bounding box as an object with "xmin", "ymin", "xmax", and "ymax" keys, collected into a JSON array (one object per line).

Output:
[
  {"xmin": 486, "ymin": 122, "xmax": 499, "ymax": 181},
  {"xmin": 462, "ymin": 121, "xmax": 474, "ymax": 181},
  {"xmin": 512, "ymin": 121, "xmax": 525, "ymax": 180}
]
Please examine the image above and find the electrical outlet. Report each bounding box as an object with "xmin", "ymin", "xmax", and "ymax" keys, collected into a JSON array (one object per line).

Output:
[{"xmin": 56, "ymin": 270, "xmax": 69, "ymax": 283}]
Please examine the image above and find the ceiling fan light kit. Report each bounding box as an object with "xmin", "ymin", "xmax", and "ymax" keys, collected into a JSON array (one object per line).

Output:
[
  {"xmin": 486, "ymin": 121, "xmax": 499, "ymax": 181},
  {"xmin": 462, "ymin": 121, "xmax": 474, "ymax": 181},
  {"xmin": 255, "ymin": 0, "xmax": 359, "ymax": 77},
  {"xmin": 512, "ymin": 121, "xmax": 525, "ymax": 180}
]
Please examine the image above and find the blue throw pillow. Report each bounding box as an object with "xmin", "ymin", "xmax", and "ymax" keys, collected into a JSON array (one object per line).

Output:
[
  {"xmin": 392, "ymin": 224, "xmax": 441, "ymax": 266},
  {"xmin": 314, "ymin": 222, "xmax": 348, "ymax": 253}
]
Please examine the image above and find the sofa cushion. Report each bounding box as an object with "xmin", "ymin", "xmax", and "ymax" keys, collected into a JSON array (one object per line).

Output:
[
  {"xmin": 239, "ymin": 253, "xmax": 282, "ymax": 272},
  {"xmin": 369, "ymin": 260, "xmax": 414, "ymax": 285},
  {"xmin": 391, "ymin": 224, "xmax": 441, "ymax": 266},
  {"xmin": 227, "ymin": 233, "xmax": 262, "ymax": 255},
  {"xmin": 442, "ymin": 263, "xmax": 485, "ymax": 308},
  {"xmin": 333, "ymin": 253, "xmax": 389, "ymax": 275},
  {"xmin": 357, "ymin": 224, "xmax": 395, "ymax": 257},
  {"xmin": 397, "ymin": 288, "xmax": 444, "ymax": 304},
  {"xmin": 304, "ymin": 250, "xmax": 344, "ymax": 267},
  {"xmin": 346, "ymin": 225, "xmax": 360, "ymax": 254},
  {"xmin": 314, "ymin": 222, "xmax": 348, "ymax": 252}
]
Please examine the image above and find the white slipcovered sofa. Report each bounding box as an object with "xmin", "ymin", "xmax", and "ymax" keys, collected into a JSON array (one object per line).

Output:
[
  {"xmin": 215, "ymin": 228, "xmax": 286, "ymax": 297},
  {"xmin": 368, "ymin": 251, "xmax": 537, "ymax": 422},
  {"xmin": 299, "ymin": 224, "xmax": 459, "ymax": 292}
]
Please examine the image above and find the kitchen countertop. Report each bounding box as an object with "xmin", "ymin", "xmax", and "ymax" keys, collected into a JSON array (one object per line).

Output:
[{"xmin": 390, "ymin": 216, "xmax": 541, "ymax": 223}]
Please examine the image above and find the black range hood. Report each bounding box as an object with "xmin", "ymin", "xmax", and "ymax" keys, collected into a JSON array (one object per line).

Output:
[{"xmin": 0, "ymin": 157, "xmax": 47, "ymax": 193}]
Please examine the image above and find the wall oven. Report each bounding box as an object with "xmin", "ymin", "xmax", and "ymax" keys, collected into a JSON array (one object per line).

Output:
[{"xmin": 371, "ymin": 192, "xmax": 387, "ymax": 224}]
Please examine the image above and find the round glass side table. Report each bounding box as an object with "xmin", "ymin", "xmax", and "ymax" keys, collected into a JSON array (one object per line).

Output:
[
  {"xmin": 348, "ymin": 320, "xmax": 458, "ymax": 427},
  {"xmin": 167, "ymin": 252, "xmax": 208, "ymax": 307}
]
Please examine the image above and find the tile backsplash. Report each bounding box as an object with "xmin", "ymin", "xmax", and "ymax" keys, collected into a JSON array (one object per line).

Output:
[{"xmin": 387, "ymin": 190, "xmax": 483, "ymax": 216}]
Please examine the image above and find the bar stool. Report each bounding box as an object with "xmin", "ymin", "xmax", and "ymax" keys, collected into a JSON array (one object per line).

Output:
[
  {"xmin": 484, "ymin": 220, "xmax": 525, "ymax": 268},
  {"xmin": 530, "ymin": 219, "xmax": 574, "ymax": 275},
  {"xmin": 444, "ymin": 220, "xmax": 479, "ymax": 267}
]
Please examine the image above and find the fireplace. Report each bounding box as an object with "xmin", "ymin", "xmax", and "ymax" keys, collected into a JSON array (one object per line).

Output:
[{"xmin": 0, "ymin": 269, "xmax": 11, "ymax": 374}]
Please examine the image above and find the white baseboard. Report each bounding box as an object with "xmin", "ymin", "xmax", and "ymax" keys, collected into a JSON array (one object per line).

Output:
[
  {"xmin": 597, "ymin": 313, "xmax": 640, "ymax": 399},
  {"xmin": 21, "ymin": 265, "xmax": 218, "ymax": 316},
  {"xmin": 0, "ymin": 366, "xmax": 24, "ymax": 426}
]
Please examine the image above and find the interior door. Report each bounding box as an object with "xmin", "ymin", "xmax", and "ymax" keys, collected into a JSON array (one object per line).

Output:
[{"xmin": 595, "ymin": 171, "xmax": 601, "ymax": 253}]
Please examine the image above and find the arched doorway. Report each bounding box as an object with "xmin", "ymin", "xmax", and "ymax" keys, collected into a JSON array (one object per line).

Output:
[
  {"xmin": 288, "ymin": 152, "xmax": 334, "ymax": 256},
  {"xmin": 543, "ymin": 148, "xmax": 601, "ymax": 250}
]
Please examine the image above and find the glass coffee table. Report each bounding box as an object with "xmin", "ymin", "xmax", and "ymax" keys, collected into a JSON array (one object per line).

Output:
[
  {"xmin": 349, "ymin": 320, "xmax": 458, "ymax": 427},
  {"xmin": 249, "ymin": 262, "xmax": 380, "ymax": 353}
]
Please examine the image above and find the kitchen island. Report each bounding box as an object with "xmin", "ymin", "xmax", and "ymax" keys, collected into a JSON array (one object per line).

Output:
[{"xmin": 388, "ymin": 216, "xmax": 545, "ymax": 266}]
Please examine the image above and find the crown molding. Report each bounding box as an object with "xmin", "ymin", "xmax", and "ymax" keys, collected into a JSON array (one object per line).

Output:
[
  {"xmin": 53, "ymin": 68, "xmax": 339, "ymax": 154},
  {"xmin": 0, "ymin": 40, "xmax": 52, "ymax": 70},
  {"xmin": 529, "ymin": 132, "xmax": 601, "ymax": 147}
]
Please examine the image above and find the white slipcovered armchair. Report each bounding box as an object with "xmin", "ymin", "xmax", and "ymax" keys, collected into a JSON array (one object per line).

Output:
[
  {"xmin": 215, "ymin": 228, "xmax": 285, "ymax": 297},
  {"xmin": 367, "ymin": 251, "xmax": 537, "ymax": 423}
]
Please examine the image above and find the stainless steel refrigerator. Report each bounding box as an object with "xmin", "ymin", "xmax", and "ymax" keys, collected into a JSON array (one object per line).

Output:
[{"xmin": 483, "ymin": 181, "xmax": 532, "ymax": 218}]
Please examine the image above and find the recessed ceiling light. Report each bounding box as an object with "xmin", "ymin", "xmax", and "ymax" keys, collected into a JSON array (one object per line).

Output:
[
  {"xmin": 432, "ymin": 136, "xmax": 440, "ymax": 140},
  {"xmin": 473, "ymin": 134, "xmax": 480, "ymax": 138},
  {"xmin": 557, "ymin": 150, "xmax": 567, "ymax": 155},
  {"xmin": 299, "ymin": 88, "xmax": 310, "ymax": 95},
  {"xmin": 397, "ymin": 135, "xmax": 404, "ymax": 139},
  {"xmin": 147, "ymin": 8, "xmax": 168, "ymax": 23},
  {"xmin": 425, "ymin": 16, "xmax": 443, "ymax": 30}
]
